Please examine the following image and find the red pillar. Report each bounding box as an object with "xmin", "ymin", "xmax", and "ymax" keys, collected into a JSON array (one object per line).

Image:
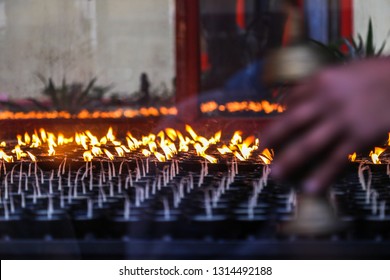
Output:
[
  {"xmin": 340, "ymin": 0, "xmax": 353, "ymax": 39},
  {"xmin": 175, "ymin": 0, "xmax": 200, "ymax": 122},
  {"xmin": 236, "ymin": 0, "xmax": 246, "ymax": 29}
]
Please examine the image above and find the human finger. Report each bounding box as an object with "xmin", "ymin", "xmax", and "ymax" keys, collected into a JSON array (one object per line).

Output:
[
  {"xmin": 271, "ymin": 116, "xmax": 345, "ymax": 180},
  {"xmin": 301, "ymin": 138, "xmax": 356, "ymax": 195},
  {"xmin": 260, "ymin": 98, "xmax": 325, "ymax": 150}
]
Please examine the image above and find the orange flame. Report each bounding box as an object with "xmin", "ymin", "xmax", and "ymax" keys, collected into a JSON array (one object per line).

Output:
[
  {"xmin": 388, "ymin": 133, "xmax": 390, "ymax": 146},
  {"xmin": 11, "ymin": 125, "xmax": 390, "ymax": 166},
  {"xmin": 115, "ymin": 146, "xmax": 125, "ymax": 157},
  {"xmin": 11, "ymin": 145, "xmax": 27, "ymax": 160},
  {"xmin": 259, "ymin": 148, "xmax": 274, "ymax": 165},
  {"xmin": 200, "ymin": 101, "xmax": 285, "ymax": 114},
  {"xmin": 0, "ymin": 149, "xmax": 13, "ymax": 162},
  {"xmin": 104, "ymin": 149, "xmax": 115, "ymax": 160},
  {"xmin": 27, "ymin": 151, "xmax": 36, "ymax": 162},
  {"xmin": 83, "ymin": 151, "xmax": 93, "ymax": 162},
  {"xmin": 0, "ymin": 107, "xmax": 177, "ymax": 120},
  {"xmin": 369, "ymin": 147, "xmax": 386, "ymax": 164},
  {"xmin": 91, "ymin": 146, "xmax": 103, "ymax": 156},
  {"xmin": 348, "ymin": 152, "xmax": 357, "ymax": 162}
]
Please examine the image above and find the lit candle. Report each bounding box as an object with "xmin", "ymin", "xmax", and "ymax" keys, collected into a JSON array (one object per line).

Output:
[
  {"xmin": 60, "ymin": 189, "xmax": 64, "ymax": 208},
  {"xmin": 119, "ymin": 160, "xmax": 125, "ymax": 175},
  {"xmin": 135, "ymin": 159, "xmax": 141, "ymax": 181},
  {"xmin": 49, "ymin": 170, "xmax": 54, "ymax": 194},
  {"xmin": 219, "ymin": 176, "xmax": 226, "ymax": 194},
  {"xmin": 100, "ymin": 161, "xmax": 106, "ymax": 183},
  {"xmin": 189, "ymin": 173, "xmax": 194, "ymax": 190},
  {"xmin": 175, "ymin": 159, "xmax": 179, "ymax": 176},
  {"xmin": 152, "ymin": 178, "xmax": 156, "ymax": 195},
  {"xmin": 57, "ymin": 159, "xmax": 63, "ymax": 177},
  {"xmin": 58, "ymin": 175, "xmax": 62, "ymax": 191},
  {"xmin": 24, "ymin": 173, "xmax": 28, "ymax": 191},
  {"xmin": 18, "ymin": 163, "xmax": 23, "ymax": 194},
  {"xmin": 32, "ymin": 183, "xmax": 37, "ymax": 204},
  {"xmin": 35, "ymin": 173, "xmax": 40, "ymax": 195},
  {"xmin": 371, "ymin": 190, "xmax": 378, "ymax": 215},
  {"xmin": 124, "ymin": 175, "xmax": 130, "ymax": 190},
  {"xmin": 28, "ymin": 162, "xmax": 32, "ymax": 176},
  {"xmin": 248, "ymin": 197, "xmax": 255, "ymax": 220},
  {"xmin": 9, "ymin": 193, "xmax": 15, "ymax": 213},
  {"xmin": 358, "ymin": 162, "xmax": 372, "ymax": 191},
  {"xmin": 3, "ymin": 201, "xmax": 9, "ymax": 220},
  {"xmin": 109, "ymin": 182, "xmax": 114, "ymax": 197},
  {"xmin": 107, "ymin": 160, "xmax": 112, "ymax": 181},
  {"xmin": 162, "ymin": 197, "xmax": 170, "ymax": 220},
  {"xmin": 62, "ymin": 157, "xmax": 67, "ymax": 175},
  {"xmin": 129, "ymin": 171, "xmax": 133, "ymax": 187},
  {"xmin": 379, "ymin": 201, "xmax": 386, "ymax": 220},
  {"xmin": 163, "ymin": 165, "xmax": 169, "ymax": 186},
  {"xmin": 75, "ymin": 166, "xmax": 83, "ymax": 187},
  {"xmin": 172, "ymin": 186, "xmax": 179, "ymax": 208},
  {"xmin": 67, "ymin": 183, "xmax": 72, "ymax": 204},
  {"xmin": 123, "ymin": 197, "xmax": 131, "ymax": 220},
  {"xmin": 145, "ymin": 180, "xmax": 150, "ymax": 199},
  {"xmin": 47, "ymin": 196, "xmax": 53, "ymax": 220},
  {"xmin": 10, "ymin": 163, "xmax": 18, "ymax": 184},
  {"xmin": 111, "ymin": 161, "xmax": 116, "ymax": 177},
  {"xmin": 87, "ymin": 198, "xmax": 93, "ymax": 219},
  {"xmin": 89, "ymin": 171, "xmax": 93, "ymax": 191},
  {"xmin": 117, "ymin": 178, "xmax": 122, "ymax": 194},
  {"xmin": 21, "ymin": 192, "xmax": 25, "ymax": 208},
  {"xmin": 83, "ymin": 161, "xmax": 89, "ymax": 179},
  {"xmin": 82, "ymin": 181, "xmax": 86, "ymax": 194},
  {"xmin": 157, "ymin": 174, "xmax": 162, "ymax": 190},
  {"xmin": 198, "ymin": 167, "xmax": 204, "ymax": 187},
  {"xmin": 204, "ymin": 189, "xmax": 212, "ymax": 219},
  {"xmin": 39, "ymin": 168, "xmax": 44, "ymax": 184},
  {"xmin": 141, "ymin": 158, "xmax": 146, "ymax": 177},
  {"xmin": 4, "ymin": 172, "xmax": 9, "ymax": 199},
  {"xmin": 99, "ymin": 171, "xmax": 103, "ymax": 187},
  {"xmin": 135, "ymin": 187, "xmax": 140, "ymax": 207},
  {"xmin": 2, "ymin": 159, "xmax": 6, "ymax": 174}
]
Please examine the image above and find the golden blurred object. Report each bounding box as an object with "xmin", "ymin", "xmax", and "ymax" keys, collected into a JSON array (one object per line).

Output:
[
  {"xmin": 281, "ymin": 195, "xmax": 343, "ymax": 236},
  {"xmin": 264, "ymin": 44, "xmax": 327, "ymax": 85}
]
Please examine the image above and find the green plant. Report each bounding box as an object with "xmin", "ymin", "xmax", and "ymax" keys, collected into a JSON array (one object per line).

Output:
[
  {"xmin": 32, "ymin": 75, "xmax": 114, "ymax": 114},
  {"xmin": 311, "ymin": 19, "xmax": 387, "ymax": 62}
]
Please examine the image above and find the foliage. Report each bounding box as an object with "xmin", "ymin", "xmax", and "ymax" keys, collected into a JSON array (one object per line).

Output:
[
  {"xmin": 311, "ymin": 19, "xmax": 387, "ymax": 63},
  {"xmin": 30, "ymin": 75, "xmax": 114, "ymax": 114}
]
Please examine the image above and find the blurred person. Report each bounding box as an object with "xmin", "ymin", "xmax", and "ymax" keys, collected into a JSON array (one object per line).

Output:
[
  {"xmin": 138, "ymin": 73, "xmax": 150, "ymax": 105},
  {"xmin": 261, "ymin": 57, "xmax": 390, "ymax": 195}
]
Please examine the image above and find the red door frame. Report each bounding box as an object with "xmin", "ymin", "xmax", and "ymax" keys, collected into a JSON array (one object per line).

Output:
[
  {"xmin": 340, "ymin": 0, "xmax": 353, "ymax": 39},
  {"xmin": 175, "ymin": 0, "xmax": 200, "ymax": 122}
]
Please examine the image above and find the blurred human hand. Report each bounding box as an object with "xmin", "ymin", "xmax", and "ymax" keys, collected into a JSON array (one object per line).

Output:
[{"xmin": 261, "ymin": 58, "xmax": 390, "ymax": 194}]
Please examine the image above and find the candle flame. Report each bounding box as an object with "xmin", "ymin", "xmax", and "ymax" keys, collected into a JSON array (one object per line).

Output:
[
  {"xmin": 104, "ymin": 149, "xmax": 115, "ymax": 160},
  {"xmin": 370, "ymin": 147, "xmax": 386, "ymax": 164},
  {"xmin": 27, "ymin": 151, "xmax": 36, "ymax": 162},
  {"xmin": 0, "ymin": 149, "xmax": 14, "ymax": 162},
  {"xmin": 83, "ymin": 151, "xmax": 93, "ymax": 162},
  {"xmin": 115, "ymin": 146, "xmax": 125, "ymax": 157},
  {"xmin": 3, "ymin": 125, "xmax": 388, "ymax": 166},
  {"xmin": 348, "ymin": 152, "xmax": 357, "ymax": 162},
  {"xmin": 259, "ymin": 148, "xmax": 274, "ymax": 165}
]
